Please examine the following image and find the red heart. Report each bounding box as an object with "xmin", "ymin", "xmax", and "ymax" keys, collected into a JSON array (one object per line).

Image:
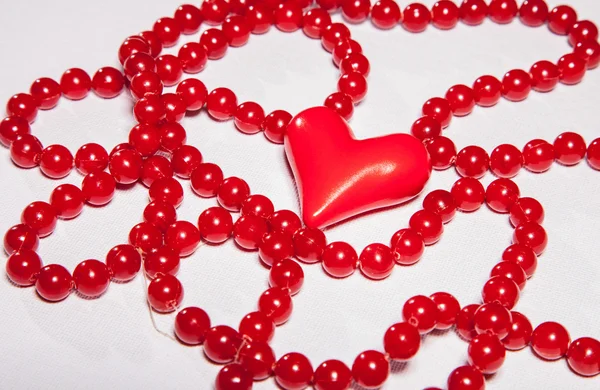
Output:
[{"xmin": 285, "ymin": 106, "xmax": 432, "ymax": 229}]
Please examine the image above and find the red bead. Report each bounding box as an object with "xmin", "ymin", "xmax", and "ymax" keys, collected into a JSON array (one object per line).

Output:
[
  {"xmin": 455, "ymin": 145, "xmax": 489, "ymax": 178},
  {"xmin": 430, "ymin": 292, "xmax": 460, "ymax": 330},
  {"xmin": 489, "ymin": 144, "xmax": 522, "ymax": 178},
  {"xmin": 502, "ymin": 244, "xmax": 537, "ymax": 277},
  {"xmin": 502, "ymin": 69, "xmax": 532, "ymax": 101},
  {"xmin": 568, "ymin": 20, "xmax": 599, "ymax": 47},
  {"xmin": 324, "ymin": 92, "xmax": 354, "ymax": 121},
  {"xmin": 6, "ymin": 93, "xmax": 38, "ymax": 123},
  {"xmin": 165, "ymin": 221, "xmax": 200, "ymax": 257},
  {"xmin": 130, "ymin": 71, "xmax": 163, "ymax": 100},
  {"xmin": 134, "ymin": 94, "xmax": 165, "ymax": 125},
  {"xmin": 245, "ymin": 4, "xmax": 273, "ymax": 34},
  {"xmin": 482, "ymin": 275, "xmax": 520, "ymax": 309},
  {"xmin": 293, "ymin": 227, "xmax": 326, "ymax": 263},
  {"xmin": 403, "ymin": 3, "xmax": 431, "ymax": 32},
  {"xmin": 239, "ymin": 311, "xmax": 276, "ymax": 343},
  {"xmin": 391, "ymin": 228, "xmax": 424, "ymax": 265},
  {"xmin": 337, "ymin": 71, "xmax": 368, "ymax": 103},
  {"xmin": 91, "ymin": 67, "xmax": 124, "ymax": 98},
  {"xmin": 129, "ymin": 222, "xmax": 163, "ymax": 255},
  {"xmin": 159, "ymin": 122, "xmax": 187, "ymax": 152},
  {"xmin": 258, "ymin": 287, "xmax": 293, "ymax": 325},
  {"xmin": 422, "ymin": 189, "xmax": 456, "ymax": 223},
  {"xmin": 237, "ymin": 341, "xmax": 276, "ymax": 380},
  {"xmin": 403, "ymin": 295, "xmax": 438, "ymax": 334},
  {"xmin": 162, "ymin": 93, "xmax": 187, "ymax": 123},
  {"xmin": 359, "ymin": 243, "xmax": 394, "ymax": 280},
  {"xmin": 155, "ymin": 55, "xmax": 183, "ymax": 87},
  {"xmin": 485, "ymin": 178, "xmax": 520, "ymax": 213},
  {"xmin": 269, "ymin": 258, "xmax": 304, "ymax": 295},
  {"xmin": 50, "ymin": 184, "xmax": 84, "ymax": 220},
  {"xmin": 321, "ymin": 241, "xmax": 358, "ymax": 278},
  {"xmin": 109, "ymin": 149, "xmax": 142, "ymax": 185},
  {"xmin": 431, "ymin": 0, "xmax": 459, "ymax": 30},
  {"xmin": 171, "ymin": 145, "xmax": 202, "ymax": 179},
  {"xmin": 490, "ymin": 261, "xmax": 527, "ymax": 290},
  {"xmin": 147, "ymin": 273, "xmax": 183, "ymax": 313},
  {"xmin": 383, "ymin": 322, "xmax": 421, "ymax": 360},
  {"xmin": 153, "ymin": 17, "xmax": 181, "ymax": 47},
  {"xmin": 198, "ymin": 206, "xmax": 233, "ymax": 244},
  {"xmin": 6, "ymin": 249, "xmax": 42, "ymax": 286},
  {"xmin": 73, "ymin": 143, "xmax": 108, "ymax": 175},
  {"xmin": 574, "ymin": 39, "xmax": 600, "ymax": 69},
  {"xmin": 175, "ymin": 306, "xmax": 211, "ymax": 345},
  {"xmin": 456, "ymin": 304, "xmax": 480, "ymax": 341},
  {"xmin": 30, "ymin": 78, "xmax": 61, "ymax": 109},
  {"xmin": 144, "ymin": 201, "xmax": 177, "ymax": 232},
  {"xmin": 566, "ymin": 337, "xmax": 600, "ymax": 376},
  {"xmin": 217, "ymin": 177, "xmax": 250, "ymax": 211},
  {"xmin": 447, "ymin": 365, "xmax": 485, "ymax": 390},
  {"xmin": 503, "ymin": 311, "xmax": 533, "ymax": 351},
  {"xmin": 105, "ymin": 244, "xmax": 142, "ymax": 282},
  {"xmin": 509, "ymin": 197, "xmax": 544, "ymax": 227},
  {"xmin": 176, "ymin": 78, "xmax": 207, "ymax": 111},
  {"xmin": 340, "ymin": 53, "xmax": 370, "ymax": 76},
  {"xmin": 411, "ymin": 116, "xmax": 441, "ymax": 141},
  {"xmin": 39, "ymin": 145, "xmax": 73, "ymax": 179},
  {"xmin": 314, "ymin": 360, "xmax": 352, "ymax": 390},
  {"xmin": 274, "ymin": 2, "xmax": 303, "ymax": 32},
  {"xmin": 548, "ymin": 5, "xmax": 577, "ymax": 35},
  {"xmin": 588, "ymin": 138, "xmax": 600, "ymax": 170},
  {"xmin": 21, "ymin": 201, "xmax": 56, "ymax": 238},
  {"xmin": 351, "ymin": 350, "xmax": 389, "ymax": 389},
  {"xmin": 81, "ymin": 171, "xmax": 116, "ymax": 206},
  {"xmin": 519, "ymin": 0, "xmax": 548, "ymax": 27},
  {"xmin": 60, "ymin": 68, "xmax": 91, "ymax": 100},
  {"xmin": 201, "ymin": 0, "xmax": 231, "ymax": 25},
  {"xmin": 322, "ymin": 23, "xmax": 352, "ymax": 53},
  {"xmin": 144, "ymin": 246, "xmax": 180, "ymax": 278},
  {"xmin": 215, "ymin": 364, "xmax": 252, "ymax": 390},
  {"xmin": 200, "ymin": 28, "xmax": 229, "ymax": 59},
  {"xmin": 513, "ymin": 221, "xmax": 547, "ymax": 255},
  {"xmin": 451, "ymin": 177, "xmax": 485, "ymax": 212},
  {"xmin": 149, "ymin": 177, "xmax": 184, "ymax": 208},
  {"xmin": 474, "ymin": 302, "xmax": 512, "ymax": 339},
  {"xmin": 191, "ymin": 163, "xmax": 224, "ymax": 197},
  {"xmin": 488, "ymin": 0, "xmax": 517, "ymax": 24},
  {"xmin": 263, "ymin": 110, "xmax": 291, "ymax": 144},
  {"xmin": 275, "ymin": 353, "xmax": 313, "ymax": 390},
  {"xmin": 472, "ymin": 75, "xmax": 502, "ymax": 107},
  {"xmin": 174, "ymin": 4, "xmax": 202, "ymax": 34},
  {"xmin": 341, "ymin": 0, "xmax": 371, "ymax": 23},
  {"xmin": 522, "ymin": 139, "xmax": 554, "ymax": 172},
  {"xmin": 222, "ymin": 15, "xmax": 251, "ymax": 47},
  {"xmin": 206, "ymin": 87, "xmax": 237, "ymax": 120},
  {"xmin": 317, "ymin": 0, "xmax": 340, "ymax": 12},
  {"xmin": 468, "ymin": 333, "xmax": 506, "ymax": 374},
  {"xmin": 422, "ymin": 97, "xmax": 452, "ymax": 128},
  {"xmin": 72, "ymin": 259, "xmax": 110, "ymax": 297},
  {"xmin": 409, "ymin": 209, "xmax": 443, "ymax": 245},
  {"xmin": 424, "ymin": 136, "xmax": 456, "ymax": 169},
  {"xmin": 129, "ymin": 123, "xmax": 160, "ymax": 157},
  {"xmin": 268, "ymin": 210, "xmax": 301, "ymax": 237},
  {"xmin": 259, "ymin": 231, "xmax": 294, "ymax": 267},
  {"xmin": 557, "ymin": 53, "xmax": 587, "ymax": 85},
  {"xmin": 4, "ymin": 224, "xmax": 39, "ymax": 255},
  {"xmin": 460, "ymin": 0, "xmax": 488, "ymax": 25},
  {"xmin": 141, "ymin": 155, "xmax": 173, "ymax": 187},
  {"xmin": 0, "ymin": 116, "xmax": 30, "ymax": 147},
  {"xmin": 35, "ymin": 264, "xmax": 72, "ymax": 301},
  {"xmin": 445, "ymin": 84, "xmax": 475, "ymax": 116},
  {"xmin": 529, "ymin": 60, "xmax": 560, "ymax": 92},
  {"xmin": 303, "ymin": 8, "xmax": 332, "ymax": 38},
  {"xmin": 332, "ymin": 39, "xmax": 362, "ymax": 66},
  {"xmin": 234, "ymin": 101, "xmax": 265, "ymax": 134},
  {"xmin": 118, "ymin": 36, "xmax": 150, "ymax": 64},
  {"xmin": 531, "ymin": 321, "xmax": 571, "ymax": 360}
]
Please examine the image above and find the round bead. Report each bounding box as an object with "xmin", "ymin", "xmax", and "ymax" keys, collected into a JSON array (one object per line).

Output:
[
  {"xmin": 445, "ymin": 84, "xmax": 475, "ymax": 116},
  {"xmin": 489, "ymin": 144, "xmax": 523, "ymax": 178},
  {"xmin": 263, "ymin": 110, "xmax": 292, "ymax": 144},
  {"xmin": 171, "ymin": 145, "xmax": 202, "ymax": 179},
  {"xmin": 215, "ymin": 364, "xmax": 252, "ymax": 390},
  {"xmin": 0, "ymin": 116, "xmax": 30, "ymax": 147},
  {"xmin": 371, "ymin": 0, "xmax": 401, "ymax": 29},
  {"xmin": 21, "ymin": 201, "xmax": 57, "ymax": 237},
  {"xmin": 324, "ymin": 92, "xmax": 355, "ymax": 121},
  {"xmin": 6, "ymin": 249, "xmax": 42, "ymax": 286},
  {"xmin": 403, "ymin": 3, "xmax": 431, "ymax": 33},
  {"xmin": 548, "ymin": 5, "xmax": 577, "ymax": 35},
  {"xmin": 430, "ymin": 292, "xmax": 460, "ymax": 330},
  {"xmin": 201, "ymin": 0, "xmax": 230, "ymax": 25},
  {"xmin": 30, "ymin": 78, "xmax": 61, "ymax": 109},
  {"xmin": 411, "ymin": 116, "xmax": 442, "ymax": 141},
  {"xmin": 402, "ymin": 295, "xmax": 438, "ymax": 334},
  {"xmin": 246, "ymin": 4, "xmax": 273, "ymax": 34},
  {"xmin": 50, "ymin": 184, "xmax": 84, "ymax": 219},
  {"xmin": 472, "ymin": 75, "xmax": 502, "ymax": 107},
  {"xmin": 425, "ymin": 136, "xmax": 456, "ymax": 169},
  {"xmin": 39, "ymin": 145, "xmax": 73, "ymax": 179},
  {"xmin": 234, "ymin": 101, "xmax": 265, "ymax": 134},
  {"xmin": 530, "ymin": 60, "xmax": 560, "ymax": 92},
  {"xmin": 574, "ymin": 39, "xmax": 600, "ymax": 69},
  {"xmin": 384, "ymin": 322, "xmax": 421, "ymax": 360},
  {"xmin": 174, "ymin": 4, "xmax": 202, "ymax": 34},
  {"xmin": 519, "ymin": 0, "xmax": 549, "ymax": 27},
  {"xmin": 134, "ymin": 94, "xmax": 166, "ymax": 125},
  {"xmin": 531, "ymin": 322, "xmax": 571, "ymax": 360},
  {"xmin": 303, "ymin": 8, "xmax": 332, "ymax": 38},
  {"xmin": 239, "ymin": 311, "xmax": 275, "ymax": 343},
  {"xmin": 118, "ymin": 36, "xmax": 150, "ymax": 64},
  {"xmin": 206, "ymin": 88, "xmax": 237, "ymax": 121},
  {"xmin": 176, "ymin": 78, "xmax": 207, "ymax": 111},
  {"xmin": 269, "ymin": 210, "xmax": 302, "ymax": 238},
  {"xmin": 422, "ymin": 97, "xmax": 452, "ymax": 128},
  {"xmin": 274, "ymin": 353, "xmax": 313, "ymax": 390},
  {"xmin": 204, "ymin": 325, "xmax": 242, "ymax": 363},
  {"xmin": 321, "ymin": 241, "xmax": 358, "ymax": 278},
  {"xmin": 554, "ymin": 132, "xmax": 586, "ymax": 165},
  {"xmin": 200, "ymin": 28, "xmax": 229, "ymax": 60},
  {"xmin": 488, "ymin": 0, "xmax": 518, "ymax": 24},
  {"xmin": 359, "ymin": 243, "xmax": 395, "ymax": 280},
  {"xmin": 4, "ymin": 224, "xmax": 39, "ymax": 255},
  {"xmin": 241, "ymin": 195, "xmax": 274, "ymax": 219},
  {"xmin": 450, "ymin": 177, "xmax": 485, "ymax": 212},
  {"xmin": 81, "ymin": 172, "xmax": 116, "ymax": 206},
  {"xmin": 314, "ymin": 360, "xmax": 352, "ymax": 390},
  {"xmin": 332, "ymin": 39, "xmax": 362, "ymax": 67},
  {"xmin": 217, "ymin": 177, "xmax": 250, "ymax": 212},
  {"xmin": 431, "ymin": 1, "xmax": 459, "ymax": 30},
  {"xmin": 72, "ymin": 259, "xmax": 110, "ymax": 297},
  {"xmin": 502, "ymin": 244, "xmax": 538, "ymax": 277},
  {"xmin": 147, "ymin": 274, "xmax": 183, "ymax": 313},
  {"xmin": 222, "ymin": 15, "xmax": 251, "ymax": 47},
  {"xmin": 155, "ymin": 55, "xmax": 183, "ymax": 87},
  {"xmin": 109, "ymin": 149, "xmax": 143, "ymax": 185},
  {"xmin": 129, "ymin": 222, "xmax": 163, "ymax": 255},
  {"xmin": 105, "ymin": 244, "xmax": 142, "ymax": 282},
  {"xmin": 352, "ymin": 350, "xmax": 389, "ymax": 389},
  {"xmin": 144, "ymin": 246, "xmax": 180, "ymax": 278},
  {"xmin": 447, "ymin": 365, "xmax": 485, "ymax": 390},
  {"xmin": 456, "ymin": 304, "xmax": 480, "ymax": 341},
  {"xmin": 522, "ymin": 139, "xmax": 555, "ymax": 172},
  {"xmin": 341, "ymin": 0, "xmax": 371, "ymax": 23},
  {"xmin": 144, "ymin": 201, "xmax": 177, "ymax": 233},
  {"xmin": 337, "ymin": 71, "xmax": 368, "ymax": 103},
  {"xmin": 130, "ymin": 71, "xmax": 163, "ymax": 99},
  {"xmin": 468, "ymin": 333, "xmax": 506, "ymax": 374},
  {"xmin": 390, "ymin": 228, "xmax": 425, "ymax": 265},
  {"xmin": 233, "ymin": 214, "xmax": 269, "ymax": 250},
  {"xmin": 293, "ymin": 227, "xmax": 326, "ymax": 264},
  {"xmin": 513, "ymin": 221, "xmax": 547, "ymax": 255},
  {"xmin": 159, "ymin": 122, "xmax": 187, "ymax": 153},
  {"xmin": 485, "ymin": 178, "xmax": 520, "ymax": 213},
  {"xmin": 566, "ymin": 337, "xmax": 600, "ymax": 376},
  {"xmin": 269, "ymin": 259, "xmax": 304, "ymax": 295},
  {"xmin": 455, "ymin": 145, "xmax": 489, "ymax": 178},
  {"xmin": 422, "ymin": 190, "xmax": 456, "ymax": 223},
  {"xmin": 490, "ymin": 261, "xmax": 527, "ymax": 290},
  {"xmin": 129, "ymin": 123, "xmax": 161, "ymax": 157},
  {"xmin": 409, "ymin": 209, "xmax": 443, "ymax": 245},
  {"xmin": 75, "ymin": 143, "xmax": 109, "ymax": 175},
  {"xmin": 153, "ymin": 17, "xmax": 180, "ymax": 47},
  {"xmin": 588, "ymin": 138, "xmax": 600, "ymax": 170},
  {"xmin": 175, "ymin": 307, "xmax": 211, "ymax": 345},
  {"xmin": 10, "ymin": 134, "xmax": 42, "ymax": 168},
  {"xmin": 473, "ymin": 302, "xmax": 513, "ymax": 339},
  {"xmin": 503, "ymin": 311, "xmax": 533, "ymax": 351},
  {"xmin": 198, "ymin": 207, "xmax": 233, "ymax": 244},
  {"xmin": 502, "ymin": 69, "xmax": 532, "ymax": 101},
  {"xmin": 60, "ymin": 68, "xmax": 91, "ymax": 100},
  {"xmin": 509, "ymin": 197, "xmax": 544, "ymax": 227},
  {"xmin": 35, "ymin": 264, "xmax": 72, "ymax": 301},
  {"xmin": 274, "ymin": 2, "xmax": 304, "ymax": 32},
  {"xmin": 92, "ymin": 67, "xmax": 124, "ymax": 98},
  {"xmin": 259, "ymin": 231, "xmax": 295, "ymax": 267},
  {"xmin": 460, "ymin": 0, "xmax": 488, "ymax": 25},
  {"xmin": 237, "ymin": 341, "xmax": 276, "ymax": 380},
  {"xmin": 258, "ymin": 287, "xmax": 293, "ymax": 325},
  {"xmin": 557, "ymin": 53, "xmax": 587, "ymax": 85},
  {"xmin": 190, "ymin": 163, "xmax": 223, "ymax": 197},
  {"xmin": 162, "ymin": 93, "xmax": 187, "ymax": 122},
  {"xmin": 123, "ymin": 52, "xmax": 156, "ymax": 79},
  {"xmin": 482, "ymin": 275, "xmax": 520, "ymax": 309},
  {"xmin": 568, "ymin": 20, "xmax": 599, "ymax": 47},
  {"xmin": 149, "ymin": 177, "xmax": 184, "ymax": 208}
]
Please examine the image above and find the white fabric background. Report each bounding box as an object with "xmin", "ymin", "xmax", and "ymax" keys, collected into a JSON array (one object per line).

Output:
[{"xmin": 0, "ymin": 0, "xmax": 599, "ymax": 389}]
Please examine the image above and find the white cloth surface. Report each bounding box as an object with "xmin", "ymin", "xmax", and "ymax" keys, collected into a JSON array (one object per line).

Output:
[{"xmin": 0, "ymin": 0, "xmax": 599, "ymax": 389}]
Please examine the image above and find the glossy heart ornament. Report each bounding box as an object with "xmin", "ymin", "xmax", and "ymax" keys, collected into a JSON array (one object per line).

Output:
[{"xmin": 284, "ymin": 106, "xmax": 432, "ymax": 229}]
